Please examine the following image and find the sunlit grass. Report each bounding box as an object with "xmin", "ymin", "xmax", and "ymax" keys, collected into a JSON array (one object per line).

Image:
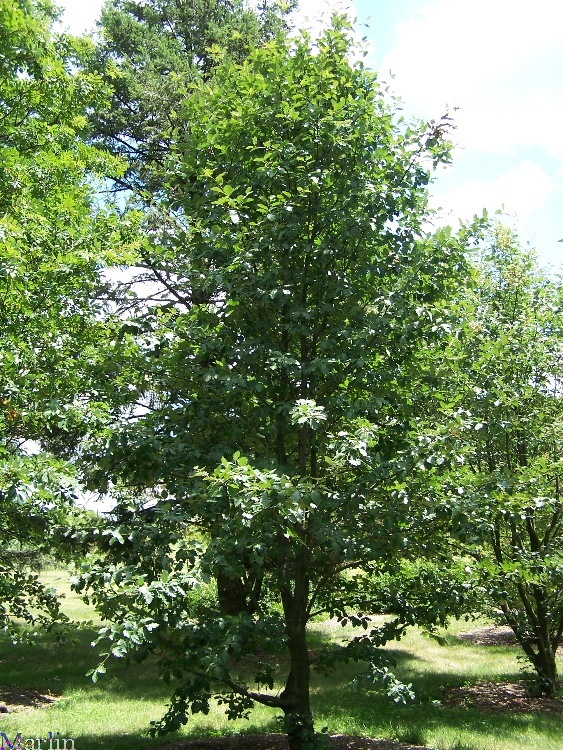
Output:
[{"xmin": 39, "ymin": 569, "xmax": 101, "ymax": 625}]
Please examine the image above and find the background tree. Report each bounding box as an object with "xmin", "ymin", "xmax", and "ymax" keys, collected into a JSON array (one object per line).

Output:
[
  {"xmin": 86, "ymin": 0, "xmax": 297, "ymax": 194},
  {"xmin": 74, "ymin": 21, "xmax": 469, "ymax": 750},
  {"xmin": 437, "ymin": 225, "xmax": 563, "ymax": 695},
  {"xmin": 0, "ymin": 0, "xmax": 120, "ymax": 637}
]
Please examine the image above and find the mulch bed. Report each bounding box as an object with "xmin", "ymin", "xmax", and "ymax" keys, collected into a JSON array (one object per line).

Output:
[
  {"xmin": 442, "ymin": 680, "xmax": 563, "ymax": 714},
  {"xmin": 457, "ymin": 625, "xmax": 517, "ymax": 646},
  {"xmin": 0, "ymin": 686, "xmax": 59, "ymax": 713},
  {"xmin": 153, "ymin": 737, "xmax": 427, "ymax": 750}
]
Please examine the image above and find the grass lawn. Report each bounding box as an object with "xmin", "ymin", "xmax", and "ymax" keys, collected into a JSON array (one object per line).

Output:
[{"xmin": 0, "ymin": 570, "xmax": 561, "ymax": 750}]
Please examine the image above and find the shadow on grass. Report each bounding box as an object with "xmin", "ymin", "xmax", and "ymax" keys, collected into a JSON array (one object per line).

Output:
[
  {"xmin": 26, "ymin": 723, "xmax": 284, "ymax": 750},
  {"xmin": 0, "ymin": 626, "xmax": 166, "ymax": 701}
]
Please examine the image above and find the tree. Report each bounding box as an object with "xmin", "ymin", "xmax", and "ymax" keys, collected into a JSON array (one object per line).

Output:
[
  {"xmin": 0, "ymin": 0, "xmax": 120, "ymax": 637},
  {"xmin": 439, "ymin": 225, "xmax": 563, "ymax": 695},
  {"xmin": 74, "ymin": 20, "xmax": 468, "ymax": 749},
  {"xmin": 87, "ymin": 0, "xmax": 297, "ymax": 193}
]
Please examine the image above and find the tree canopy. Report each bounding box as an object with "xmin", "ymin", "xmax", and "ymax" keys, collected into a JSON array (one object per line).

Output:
[{"xmin": 72, "ymin": 20, "xmax": 472, "ymax": 750}]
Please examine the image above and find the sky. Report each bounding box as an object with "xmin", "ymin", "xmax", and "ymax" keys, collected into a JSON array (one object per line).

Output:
[{"xmin": 56, "ymin": 0, "xmax": 563, "ymax": 271}]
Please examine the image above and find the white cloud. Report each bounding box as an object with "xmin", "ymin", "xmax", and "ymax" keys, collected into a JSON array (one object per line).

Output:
[
  {"xmin": 56, "ymin": 0, "xmax": 104, "ymax": 34},
  {"xmin": 431, "ymin": 160, "xmax": 557, "ymax": 222},
  {"xmin": 382, "ymin": 0, "xmax": 563, "ymax": 158},
  {"xmin": 455, "ymin": 89, "xmax": 563, "ymax": 159}
]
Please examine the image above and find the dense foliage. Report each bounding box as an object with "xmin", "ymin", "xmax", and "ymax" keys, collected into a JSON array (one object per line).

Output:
[
  {"xmin": 70, "ymin": 20, "xmax": 474, "ymax": 750},
  {"xmin": 0, "ymin": 0, "xmax": 118, "ymax": 637}
]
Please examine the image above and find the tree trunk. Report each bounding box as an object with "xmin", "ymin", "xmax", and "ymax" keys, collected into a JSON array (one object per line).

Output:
[
  {"xmin": 283, "ymin": 710, "xmax": 318, "ymax": 750},
  {"xmin": 502, "ymin": 602, "xmax": 561, "ymax": 697},
  {"xmin": 216, "ymin": 564, "xmax": 263, "ymax": 616},
  {"xmin": 281, "ymin": 622, "xmax": 322, "ymax": 750},
  {"xmin": 529, "ymin": 645, "xmax": 560, "ymax": 697},
  {"xmin": 279, "ymin": 550, "xmax": 326, "ymax": 750},
  {"xmin": 217, "ymin": 570, "xmax": 249, "ymax": 615}
]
